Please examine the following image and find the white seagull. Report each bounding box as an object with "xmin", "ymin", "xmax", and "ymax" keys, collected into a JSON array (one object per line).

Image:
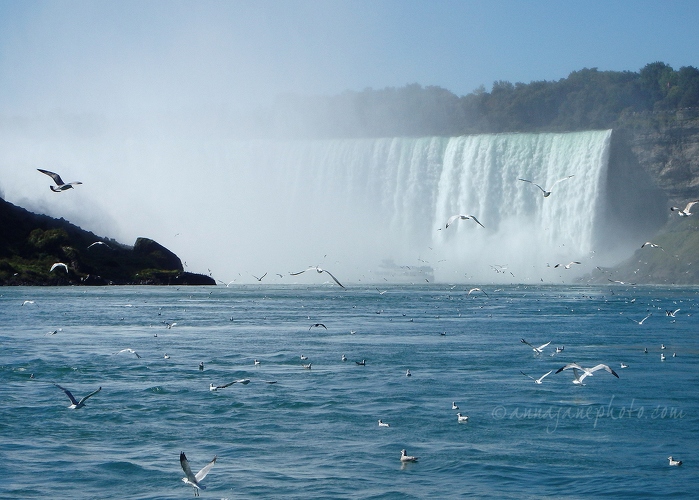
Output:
[
  {"xmin": 457, "ymin": 412, "xmax": 469, "ymax": 423},
  {"xmin": 21, "ymin": 300, "xmax": 35, "ymax": 306},
  {"xmin": 400, "ymin": 449, "xmax": 418, "ymax": 462},
  {"xmin": 53, "ymin": 383, "xmax": 101, "ymax": 409},
  {"xmin": 668, "ymin": 456, "xmax": 683, "ymax": 466},
  {"xmin": 87, "ymin": 241, "xmax": 111, "ymax": 250},
  {"xmin": 620, "ymin": 362, "xmax": 628, "ymax": 369},
  {"xmin": 180, "ymin": 452, "xmax": 216, "ymax": 497},
  {"xmin": 378, "ymin": 419, "xmax": 390, "ymax": 427},
  {"xmin": 290, "ymin": 266, "xmax": 345, "ymax": 288},
  {"xmin": 254, "ymin": 359, "xmax": 261, "ymax": 365},
  {"xmin": 50, "ymin": 263, "xmax": 69, "ymax": 273},
  {"xmin": 520, "ymin": 370, "xmax": 553, "ymax": 384},
  {"xmin": 209, "ymin": 381, "xmax": 237, "ymax": 391},
  {"xmin": 445, "ymin": 214, "xmax": 485, "ymax": 229},
  {"xmin": 405, "ymin": 369, "xmax": 412, "ymax": 377},
  {"xmin": 518, "ymin": 175, "xmax": 574, "ymax": 197},
  {"xmin": 627, "ymin": 313, "xmax": 652, "ymax": 325},
  {"xmin": 113, "ymin": 348, "xmax": 141, "ymax": 358},
  {"xmin": 641, "ymin": 242, "xmax": 663, "ymax": 250},
  {"xmin": 468, "ymin": 287, "xmax": 488, "ymax": 297},
  {"xmin": 341, "ymin": 354, "xmax": 347, "ymax": 361},
  {"xmin": 555, "ymin": 363, "xmax": 619, "ymax": 385},
  {"xmin": 554, "ymin": 261, "xmax": 581, "ymax": 269},
  {"xmin": 520, "ymin": 338, "xmax": 552, "ymax": 354},
  {"xmin": 452, "ymin": 402, "xmax": 459, "ymax": 410},
  {"xmin": 666, "ymin": 309, "xmax": 680, "ymax": 317},
  {"xmin": 37, "ymin": 168, "xmax": 83, "ymax": 192},
  {"xmin": 670, "ymin": 200, "xmax": 699, "ymax": 216}
]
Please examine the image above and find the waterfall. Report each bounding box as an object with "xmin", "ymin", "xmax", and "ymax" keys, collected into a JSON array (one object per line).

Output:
[{"xmin": 249, "ymin": 130, "xmax": 611, "ymax": 282}]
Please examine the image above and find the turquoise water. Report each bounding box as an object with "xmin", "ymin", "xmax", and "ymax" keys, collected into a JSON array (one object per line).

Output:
[{"xmin": 1, "ymin": 285, "xmax": 698, "ymax": 498}]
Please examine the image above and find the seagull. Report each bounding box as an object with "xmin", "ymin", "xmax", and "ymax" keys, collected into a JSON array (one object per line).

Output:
[
  {"xmin": 670, "ymin": 200, "xmax": 699, "ymax": 216},
  {"xmin": 180, "ymin": 452, "xmax": 216, "ymax": 497},
  {"xmin": 641, "ymin": 242, "xmax": 663, "ymax": 250},
  {"xmin": 45, "ymin": 329, "xmax": 61, "ymax": 336},
  {"xmin": 666, "ymin": 309, "xmax": 680, "ymax": 317},
  {"xmin": 87, "ymin": 241, "xmax": 111, "ymax": 250},
  {"xmin": 341, "ymin": 354, "xmax": 347, "ymax": 361},
  {"xmin": 628, "ymin": 313, "xmax": 652, "ymax": 325},
  {"xmin": 400, "ymin": 449, "xmax": 418, "ymax": 462},
  {"xmin": 456, "ymin": 413, "xmax": 469, "ymax": 423},
  {"xmin": 520, "ymin": 370, "xmax": 553, "ymax": 384},
  {"xmin": 620, "ymin": 362, "xmax": 628, "ymax": 369},
  {"xmin": 608, "ymin": 279, "xmax": 636, "ymax": 285},
  {"xmin": 254, "ymin": 359, "xmax": 261, "ymax": 365},
  {"xmin": 37, "ymin": 168, "xmax": 82, "ymax": 192},
  {"xmin": 661, "ymin": 344, "xmax": 666, "ymax": 350},
  {"xmin": 445, "ymin": 214, "xmax": 485, "ymax": 229},
  {"xmin": 251, "ymin": 272, "xmax": 267, "ymax": 282},
  {"xmin": 300, "ymin": 355, "xmax": 308, "ymax": 360},
  {"xmin": 302, "ymin": 363, "xmax": 312, "ymax": 369},
  {"xmin": 21, "ymin": 300, "xmax": 35, "ymax": 306},
  {"xmin": 661, "ymin": 353, "xmax": 666, "ymax": 361},
  {"xmin": 113, "ymin": 348, "xmax": 141, "ymax": 358},
  {"xmin": 209, "ymin": 381, "xmax": 237, "ymax": 391},
  {"xmin": 452, "ymin": 402, "xmax": 459, "ymax": 410},
  {"xmin": 378, "ymin": 419, "xmax": 390, "ymax": 427},
  {"xmin": 355, "ymin": 360, "xmax": 366, "ymax": 366},
  {"xmin": 199, "ymin": 362, "xmax": 204, "ymax": 371},
  {"xmin": 554, "ymin": 261, "xmax": 581, "ymax": 269},
  {"xmin": 520, "ymin": 338, "xmax": 552, "ymax": 354},
  {"xmin": 468, "ymin": 287, "xmax": 488, "ymax": 297},
  {"xmin": 555, "ymin": 363, "xmax": 619, "ymax": 385},
  {"xmin": 164, "ymin": 354, "xmax": 170, "ymax": 359},
  {"xmin": 405, "ymin": 369, "xmax": 412, "ymax": 377},
  {"xmin": 50, "ymin": 263, "xmax": 69, "ymax": 273},
  {"xmin": 53, "ymin": 384, "xmax": 101, "ymax": 409},
  {"xmin": 668, "ymin": 456, "xmax": 683, "ymax": 466},
  {"xmin": 290, "ymin": 266, "xmax": 345, "ymax": 288},
  {"xmin": 518, "ymin": 175, "xmax": 574, "ymax": 197},
  {"xmin": 309, "ymin": 323, "xmax": 327, "ymax": 330}
]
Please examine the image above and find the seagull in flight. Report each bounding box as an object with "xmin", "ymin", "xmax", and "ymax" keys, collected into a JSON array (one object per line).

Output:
[
  {"xmin": 251, "ymin": 272, "xmax": 267, "ymax": 282},
  {"xmin": 670, "ymin": 200, "xmax": 699, "ymax": 216},
  {"xmin": 309, "ymin": 323, "xmax": 327, "ymax": 330},
  {"xmin": 445, "ymin": 214, "xmax": 485, "ymax": 229},
  {"xmin": 641, "ymin": 242, "xmax": 663, "ymax": 250},
  {"xmin": 180, "ymin": 452, "xmax": 217, "ymax": 497},
  {"xmin": 113, "ymin": 348, "xmax": 141, "ymax": 358},
  {"xmin": 519, "ymin": 175, "xmax": 574, "ymax": 197},
  {"xmin": 608, "ymin": 279, "xmax": 636, "ymax": 285},
  {"xmin": 209, "ymin": 381, "xmax": 238, "ymax": 391},
  {"xmin": 628, "ymin": 313, "xmax": 652, "ymax": 325},
  {"xmin": 87, "ymin": 241, "xmax": 112, "ymax": 250},
  {"xmin": 468, "ymin": 287, "xmax": 488, "ymax": 297},
  {"xmin": 50, "ymin": 262, "xmax": 69, "ymax": 273},
  {"xmin": 53, "ymin": 384, "xmax": 101, "ymax": 409},
  {"xmin": 554, "ymin": 261, "xmax": 581, "ymax": 269},
  {"xmin": 666, "ymin": 308, "xmax": 680, "ymax": 317},
  {"xmin": 555, "ymin": 363, "xmax": 619, "ymax": 385},
  {"xmin": 290, "ymin": 266, "xmax": 345, "ymax": 288},
  {"xmin": 520, "ymin": 370, "xmax": 553, "ymax": 384},
  {"xmin": 520, "ymin": 338, "xmax": 552, "ymax": 354},
  {"xmin": 37, "ymin": 169, "xmax": 83, "ymax": 192}
]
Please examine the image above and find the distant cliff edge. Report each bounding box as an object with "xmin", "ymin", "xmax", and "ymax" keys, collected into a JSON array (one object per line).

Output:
[{"xmin": 0, "ymin": 197, "xmax": 215, "ymax": 286}]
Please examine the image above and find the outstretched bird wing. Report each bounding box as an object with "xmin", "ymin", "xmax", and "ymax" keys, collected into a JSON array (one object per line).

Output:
[
  {"xmin": 321, "ymin": 269, "xmax": 345, "ymax": 288},
  {"xmin": 54, "ymin": 383, "xmax": 79, "ymax": 406},
  {"xmin": 195, "ymin": 456, "xmax": 217, "ymax": 481},
  {"xmin": 37, "ymin": 169, "xmax": 64, "ymax": 186},
  {"xmin": 518, "ymin": 178, "xmax": 547, "ymax": 194},
  {"xmin": 549, "ymin": 174, "xmax": 574, "ymax": 190},
  {"xmin": 78, "ymin": 386, "xmax": 102, "ymax": 405},
  {"xmin": 180, "ymin": 452, "xmax": 200, "ymax": 486},
  {"xmin": 469, "ymin": 215, "xmax": 485, "ymax": 228},
  {"xmin": 520, "ymin": 371, "xmax": 536, "ymax": 381}
]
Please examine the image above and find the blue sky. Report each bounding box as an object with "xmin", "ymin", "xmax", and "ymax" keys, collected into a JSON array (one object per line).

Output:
[{"xmin": 1, "ymin": 0, "xmax": 698, "ymax": 116}]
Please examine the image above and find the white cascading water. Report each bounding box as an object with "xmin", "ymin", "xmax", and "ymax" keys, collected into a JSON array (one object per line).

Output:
[{"xmin": 254, "ymin": 130, "xmax": 612, "ymax": 282}]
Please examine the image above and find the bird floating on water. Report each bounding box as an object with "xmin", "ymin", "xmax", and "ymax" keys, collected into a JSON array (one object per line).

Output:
[
  {"xmin": 356, "ymin": 359, "xmax": 366, "ymax": 366},
  {"xmin": 53, "ymin": 383, "xmax": 101, "ymax": 409},
  {"xmin": 405, "ymin": 369, "xmax": 411, "ymax": 377},
  {"xmin": 378, "ymin": 419, "xmax": 390, "ymax": 427},
  {"xmin": 302, "ymin": 363, "xmax": 312, "ymax": 369},
  {"xmin": 670, "ymin": 200, "xmax": 698, "ymax": 217},
  {"xmin": 445, "ymin": 214, "xmax": 485, "ymax": 229},
  {"xmin": 620, "ymin": 362, "xmax": 628, "ymax": 368},
  {"xmin": 290, "ymin": 266, "xmax": 345, "ymax": 288},
  {"xmin": 254, "ymin": 359, "xmax": 260, "ymax": 365},
  {"xmin": 518, "ymin": 175, "xmax": 574, "ymax": 197},
  {"xmin": 520, "ymin": 370, "xmax": 553, "ymax": 384},
  {"xmin": 37, "ymin": 168, "xmax": 82, "ymax": 192},
  {"xmin": 555, "ymin": 363, "xmax": 619, "ymax": 385},
  {"xmin": 341, "ymin": 354, "xmax": 347, "ymax": 361},
  {"xmin": 668, "ymin": 456, "xmax": 683, "ymax": 466},
  {"xmin": 452, "ymin": 402, "xmax": 459, "ymax": 410},
  {"xmin": 400, "ymin": 449, "xmax": 418, "ymax": 462},
  {"xmin": 180, "ymin": 452, "xmax": 217, "ymax": 497},
  {"xmin": 661, "ymin": 353, "xmax": 666, "ymax": 361},
  {"xmin": 520, "ymin": 338, "xmax": 552, "ymax": 354},
  {"xmin": 457, "ymin": 413, "xmax": 469, "ymax": 423}
]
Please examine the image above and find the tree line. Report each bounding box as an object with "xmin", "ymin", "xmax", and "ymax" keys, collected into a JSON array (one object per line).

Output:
[{"xmin": 262, "ymin": 62, "xmax": 699, "ymax": 138}]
